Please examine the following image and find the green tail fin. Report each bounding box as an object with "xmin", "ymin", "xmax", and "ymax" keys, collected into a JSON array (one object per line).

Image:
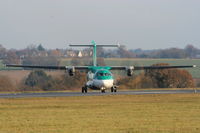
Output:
[{"xmin": 91, "ymin": 40, "xmax": 97, "ymax": 66}]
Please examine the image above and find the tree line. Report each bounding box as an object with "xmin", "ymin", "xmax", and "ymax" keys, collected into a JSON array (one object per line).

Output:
[
  {"xmin": 0, "ymin": 44, "xmax": 200, "ymax": 66},
  {"xmin": 118, "ymin": 63, "xmax": 194, "ymax": 89}
]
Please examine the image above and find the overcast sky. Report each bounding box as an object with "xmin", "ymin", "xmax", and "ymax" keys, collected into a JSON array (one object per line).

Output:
[{"xmin": 0, "ymin": 0, "xmax": 200, "ymax": 49}]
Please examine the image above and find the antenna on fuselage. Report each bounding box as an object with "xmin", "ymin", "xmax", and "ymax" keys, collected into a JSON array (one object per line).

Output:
[{"xmin": 69, "ymin": 41, "xmax": 119, "ymax": 66}]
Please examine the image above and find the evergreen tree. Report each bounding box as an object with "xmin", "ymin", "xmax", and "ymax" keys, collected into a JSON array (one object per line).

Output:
[{"xmin": 37, "ymin": 44, "xmax": 45, "ymax": 51}]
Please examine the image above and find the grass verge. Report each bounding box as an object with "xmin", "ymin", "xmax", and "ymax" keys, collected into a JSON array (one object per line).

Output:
[{"xmin": 0, "ymin": 94, "xmax": 200, "ymax": 133}]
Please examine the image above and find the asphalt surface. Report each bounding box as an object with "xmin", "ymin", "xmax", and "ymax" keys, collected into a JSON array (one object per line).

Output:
[{"xmin": 0, "ymin": 89, "xmax": 199, "ymax": 98}]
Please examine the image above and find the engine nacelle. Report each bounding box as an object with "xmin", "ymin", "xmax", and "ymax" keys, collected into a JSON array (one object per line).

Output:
[
  {"xmin": 126, "ymin": 66, "xmax": 134, "ymax": 76},
  {"xmin": 67, "ymin": 67, "xmax": 75, "ymax": 76}
]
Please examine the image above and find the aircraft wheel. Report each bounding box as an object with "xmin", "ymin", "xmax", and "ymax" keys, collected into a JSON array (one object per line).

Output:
[
  {"xmin": 82, "ymin": 87, "xmax": 85, "ymax": 93},
  {"xmin": 101, "ymin": 90, "xmax": 105, "ymax": 93},
  {"xmin": 111, "ymin": 87, "xmax": 114, "ymax": 92},
  {"xmin": 82, "ymin": 86, "xmax": 88, "ymax": 93},
  {"xmin": 114, "ymin": 89, "xmax": 117, "ymax": 92},
  {"xmin": 85, "ymin": 87, "xmax": 88, "ymax": 93}
]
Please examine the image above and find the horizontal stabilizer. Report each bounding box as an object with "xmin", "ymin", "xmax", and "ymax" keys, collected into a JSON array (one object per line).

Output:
[
  {"xmin": 69, "ymin": 41, "xmax": 119, "ymax": 66},
  {"xmin": 69, "ymin": 44, "xmax": 119, "ymax": 47},
  {"xmin": 69, "ymin": 44, "xmax": 94, "ymax": 47}
]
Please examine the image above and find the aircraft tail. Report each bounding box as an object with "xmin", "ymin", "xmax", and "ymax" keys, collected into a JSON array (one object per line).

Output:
[{"xmin": 69, "ymin": 41, "xmax": 119, "ymax": 66}]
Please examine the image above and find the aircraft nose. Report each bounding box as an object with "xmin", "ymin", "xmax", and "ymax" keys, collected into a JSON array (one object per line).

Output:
[{"xmin": 102, "ymin": 80, "xmax": 113, "ymax": 88}]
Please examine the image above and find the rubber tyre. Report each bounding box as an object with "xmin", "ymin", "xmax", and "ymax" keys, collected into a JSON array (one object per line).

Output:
[
  {"xmin": 82, "ymin": 87, "xmax": 85, "ymax": 93},
  {"xmin": 111, "ymin": 87, "xmax": 114, "ymax": 92},
  {"xmin": 101, "ymin": 90, "xmax": 105, "ymax": 93}
]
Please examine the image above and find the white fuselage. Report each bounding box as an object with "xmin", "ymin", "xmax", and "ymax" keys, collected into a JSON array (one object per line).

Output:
[{"xmin": 87, "ymin": 79, "xmax": 114, "ymax": 89}]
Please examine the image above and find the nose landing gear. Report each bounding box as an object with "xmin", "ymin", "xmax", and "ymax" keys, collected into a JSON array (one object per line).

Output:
[{"xmin": 100, "ymin": 87, "xmax": 106, "ymax": 93}]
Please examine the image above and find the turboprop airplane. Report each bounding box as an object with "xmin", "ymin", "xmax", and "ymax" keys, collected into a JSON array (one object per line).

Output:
[{"xmin": 6, "ymin": 41, "xmax": 196, "ymax": 93}]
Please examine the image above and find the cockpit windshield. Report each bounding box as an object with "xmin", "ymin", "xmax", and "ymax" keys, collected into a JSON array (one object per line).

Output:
[
  {"xmin": 105, "ymin": 73, "xmax": 111, "ymax": 76},
  {"xmin": 97, "ymin": 73, "xmax": 111, "ymax": 76}
]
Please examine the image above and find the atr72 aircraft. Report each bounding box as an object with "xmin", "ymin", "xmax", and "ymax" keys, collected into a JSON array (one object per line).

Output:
[{"xmin": 6, "ymin": 41, "xmax": 196, "ymax": 93}]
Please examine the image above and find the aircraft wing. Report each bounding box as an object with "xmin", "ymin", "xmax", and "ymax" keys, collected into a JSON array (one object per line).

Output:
[
  {"xmin": 110, "ymin": 65, "xmax": 196, "ymax": 70},
  {"xmin": 133, "ymin": 65, "xmax": 196, "ymax": 70},
  {"xmin": 5, "ymin": 64, "xmax": 89, "ymax": 70},
  {"xmin": 6, "ymin": 64, "xmax": 196, "ymax": 70},
  {"xmin": 109, "ymin": 66, "xmax": 127, "ymax": 70}
]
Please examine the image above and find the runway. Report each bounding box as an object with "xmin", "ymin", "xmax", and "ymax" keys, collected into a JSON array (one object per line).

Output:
[{"xmin": 0, "ymin": 89, "xmax": 199, "ymax": 98}]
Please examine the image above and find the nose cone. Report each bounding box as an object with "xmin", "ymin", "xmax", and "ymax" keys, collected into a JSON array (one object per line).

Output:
[
  {"xmin": 93, "ymin": 79, "xmax": 114, "ymax": 89},
  {"xmin": 102, "ymin": 80, "xmax": 114, "ymax": 89}
]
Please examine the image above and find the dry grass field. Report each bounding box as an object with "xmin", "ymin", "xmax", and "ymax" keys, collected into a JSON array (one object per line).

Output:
[{"xmin": 0, "ymin": 94, "xmax": 200, "ymax": 133}]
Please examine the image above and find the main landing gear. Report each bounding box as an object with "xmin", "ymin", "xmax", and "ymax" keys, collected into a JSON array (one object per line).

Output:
[
  {"xmin": 111, "ymin": 86, "xmax": 117, "ymax": 93},
  {"xmin": 82, "ymin": 86, "xmax": 88, "ymax": 93},
  {"xmin": 81, "ymin": 86, "xmax": 117, "ymax": 93},
  {"xmin": 100, "ymin": 86, "xmax": 117, "ymax": 93}
]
